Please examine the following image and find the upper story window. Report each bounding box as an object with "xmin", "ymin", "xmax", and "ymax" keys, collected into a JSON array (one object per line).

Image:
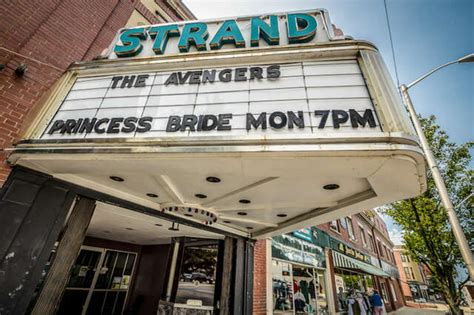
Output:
[
  {"xmin": 401, "ymin": 254, "xmax": 407, "ymax": 262},
  {"xmin": 330, "ymin": 220, "xmax": 340, "ymax": 233},
  {"xmin": 404, "ymin": 267, "xmax": 415, "ymax": 280},
  {"xmin": 346, "ymin": 217, "xmax": 356, "ymax": 241},
  {"xmin": 367, "ymin": 233, "xmax": 374, "ymax": 251},
  {"xmin": 378, "ymin": 241, "xmax": 384, "ymax": 257},
  {"xmin": 359, "ymin": 225, "xmax": 367, "ymax": 247},
  {"xmin": 383, "ymin": 245, "xmax": 389, "ymax": 260}
]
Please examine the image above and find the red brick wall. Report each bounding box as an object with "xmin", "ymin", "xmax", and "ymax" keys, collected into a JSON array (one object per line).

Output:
[
  {"xmin": 0, "ymin": 0, "xmax": 138, "ymax": 185},
  {"xmin": 0, "ymin": 0, "xmax": 190, "ymax": 186},
  {"xmin": 317, "ymin": 213, "xmax": 397, "ymax": 267},
  {"xmin": 253, "ymin": 239, "xmax": 267, "ymax": 315}
]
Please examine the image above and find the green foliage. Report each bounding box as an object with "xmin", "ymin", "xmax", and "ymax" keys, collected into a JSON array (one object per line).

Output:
[{"xmin": 382, "ymin": 115, "xmax": 473, "ymax": 314}]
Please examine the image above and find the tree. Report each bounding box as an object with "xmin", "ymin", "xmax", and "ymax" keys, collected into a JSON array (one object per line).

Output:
[{"xmin": 382, "ymin": 115, "xmax": 473, "ymax": 314}]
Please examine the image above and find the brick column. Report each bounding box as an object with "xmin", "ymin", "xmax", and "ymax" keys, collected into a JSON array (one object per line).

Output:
[{"xmin": 253, "ymin": 239, "xmax": 267, "ymax": 315}]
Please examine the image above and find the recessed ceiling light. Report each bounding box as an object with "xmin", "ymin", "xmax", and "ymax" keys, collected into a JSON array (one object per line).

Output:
[
  {"xmin": 246, "ymin": 226, "xmax": 254, "ymax": 230},
  {"xmin": 154, "ymin": 223, "xmax": 162, "ymax": 226},
  {"xmin": 223, "ymin": 220, "xmax": 232, "ymax": 224},
  {"xmin": 146, "ymin": 193, "xmax": 158, "ymax": 198},
  {"xmin": 206, "ymin": 176, "xmax": 221, "ymax": 183},
  {"xmin": 237, "ymin": 212, "xmax": 247, "ymax": 216},
  {"xmin": 239, "ymin": 199, "xmax": 251, "ymax": 204},
  {"xmin": 323, "ymin": 184, "xmax": 340, "ymax": 190},
  {"xmin": 195, "ymin": 193, "xmax": 207, "ymax": 199},
  {"xmin": 277, "ymin": 214, "xmax": 287, "ymax": 217},
  {"xmin": 110, "ymin": 176, "xmax": 124, "ymax": 182},
  {"xmin": 125, "ymin": 227, "xmax": 134, "ymax": 230}
]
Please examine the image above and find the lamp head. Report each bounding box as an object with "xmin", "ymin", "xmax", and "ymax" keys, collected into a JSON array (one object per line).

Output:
[{"xmin": 458, "ymin": 53, "xmax": 474, "ymax": 63}]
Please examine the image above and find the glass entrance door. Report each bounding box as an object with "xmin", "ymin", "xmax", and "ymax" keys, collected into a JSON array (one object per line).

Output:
[{"xmin": 57, "ymin": 246, "xmax": 136, "ymax": 315}]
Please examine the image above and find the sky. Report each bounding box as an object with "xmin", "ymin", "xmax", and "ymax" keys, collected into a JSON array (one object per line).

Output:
[{"xmin": 184, "ymin": 0, "xmax": 473, "ymax": 245}]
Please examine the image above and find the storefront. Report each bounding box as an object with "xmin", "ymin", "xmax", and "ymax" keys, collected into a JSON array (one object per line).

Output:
[
  {"xmin": 1, "ymin": 10, "xmax": 426, "ymax": 314},
  {"xmin": 328, "ymin": 239, "xmax": 385, "ymax": 313},
  {"xmin": 271, "ymin": 228, "xmax": 329, "ymax": 314}
]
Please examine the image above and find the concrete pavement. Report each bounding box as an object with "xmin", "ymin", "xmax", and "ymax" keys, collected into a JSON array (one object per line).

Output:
[{"xmin": 389, "ymin": 306, "xmax": 449, "ymax": 314}]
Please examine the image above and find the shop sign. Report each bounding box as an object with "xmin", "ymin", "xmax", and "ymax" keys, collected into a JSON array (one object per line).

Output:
[
  {"xmin": 292, "ymin": 228, "xmax": 314, "ymax": 243},
  {"xmin": 42, "ymin": 61, "xmax": 382, "ymax": 140},
  {"xmin": 109, "ymin": 10, "xmax": 336, "ymax": 59},
  {"xmin": 272, "ymin": 234, "xmax": 325, "ymax": 268},
  {"xmin": 330, "ymin": 238, "xmax": 371, "ymax": 264}
]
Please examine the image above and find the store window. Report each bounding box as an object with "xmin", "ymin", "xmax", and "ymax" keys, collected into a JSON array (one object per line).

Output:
[
  {"xmin": 335, "ymin": 270, "xmax": 375, "ymax": 313},
  {"xmin": 346, "ymin": 217, "xmax": 355, "ymax": 241},
  {"xmin": 175, "ymin": 240, "xmax": 219, "ymax": 307},
  {"xmin": 272, "ymin": 261, "xmax": 328, "ymax": 314},
  {"xmin": 272, "ymin": 260, "xmax": 294, "ymax": 313},
  {"xmin": 330, "ymin": 220, "xmax": 340, "ymax": 233}
]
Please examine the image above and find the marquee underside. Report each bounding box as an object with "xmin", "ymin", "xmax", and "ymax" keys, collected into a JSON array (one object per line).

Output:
[{"xmin": 10, "ymin": 141, "xmax": 425, "ymax": 238}]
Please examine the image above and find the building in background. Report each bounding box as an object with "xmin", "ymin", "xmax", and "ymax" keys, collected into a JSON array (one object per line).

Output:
[
  {"xmin": 254, "ymin": 210, "xmax": 405, "ymax": 314},
  {"xmin": 394, "ymin": 245, "xmax": 433, "ymax": 302},
  {"xmin": 0, "ymin": 0, "xmax": 195, "ymax": 185}
]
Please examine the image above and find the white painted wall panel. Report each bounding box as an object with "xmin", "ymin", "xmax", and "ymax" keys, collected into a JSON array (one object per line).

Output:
[
  {"xmin": 147, "ymin": 94, "xmax": 196, "ymax": 106},
  {"xmin": 105, "ymin": 85, "xmax": 152, "ymax": 97},
  {"xmin": 61, "ymin": 99, "xmax": 103, "ymax": 110},
  {"xmin": 150, "ymin": 83, "xmax": 198, "ymax": 95},
  {"xmin": 72, "ymin": 79, "xmax": 111, "ymax": 90},
  {"xmin": 198, "ymin": 80, "xmax": 250, "ymax": 93},
  {"xmin": 249, "ymin": 100, "xmax": 308, "ymax": 113},
  {"xmin": 306, "ymin": 86, "xmax": 370, "ymax": 99},
  {"xmin": 143, "ymin": 105, "xmax": 195, "ymax": 117},
  {"xmin": 101, "ymin": 96, "xmax": 148, "ymax": 108},
  {"xmin": 194, "ymin": 103, "xmax": 249, "ymax": 115},
  {"xmin": 250, "ymin": 76, "xmax": 304, "ymax": 90},
  {"xmin": 250, "ymin": 88, "xmax": 306, "ymax": 102},
  {"xmin": 305, "ymin": 74, "xmax": 365, "ymax": 87},
  {"xmin": 196, "ymin": 91, "xmax": 249, "ymax": 104},
  {"xmin": 67, "ymin": 88, "xmax": 108, "ymax": 100}
]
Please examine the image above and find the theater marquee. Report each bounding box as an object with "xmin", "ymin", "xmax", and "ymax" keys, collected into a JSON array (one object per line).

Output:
[{"xmin": 8, "ymin": 10, "xmax": 426, "ymax": 238}]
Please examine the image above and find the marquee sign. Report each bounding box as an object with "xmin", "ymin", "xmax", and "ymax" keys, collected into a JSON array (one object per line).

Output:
[
  {"xmin": 42, "ymin": 60, "xmax": 382, "ymax": 140},
  {"xmin": 12, "ymin": 10, "xmax": 426, "ymax": 239},
  {"xmin": 108, "ymin": 10, "xmax": 338, "ymax": 59}
]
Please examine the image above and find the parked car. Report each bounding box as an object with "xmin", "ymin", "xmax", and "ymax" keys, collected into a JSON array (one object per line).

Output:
[{"xmin": 190, "ymin": 272, "xmax": 214, "ymax": 284}]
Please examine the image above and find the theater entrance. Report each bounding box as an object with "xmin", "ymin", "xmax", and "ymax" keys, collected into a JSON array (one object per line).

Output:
[{"xmin": 13, "ymin": 188, "xmax": 251, "ymax": 315}]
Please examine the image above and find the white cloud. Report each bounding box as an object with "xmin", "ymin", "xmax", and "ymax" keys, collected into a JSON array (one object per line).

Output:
[{"xmin": 388, "ymin": 226, "xmax": 404, "ymax": 245}]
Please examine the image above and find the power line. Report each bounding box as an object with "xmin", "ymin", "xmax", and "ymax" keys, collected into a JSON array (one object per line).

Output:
[{"xmin": 383, "ymin": 0, "xmax": 401, "ymax": 88}]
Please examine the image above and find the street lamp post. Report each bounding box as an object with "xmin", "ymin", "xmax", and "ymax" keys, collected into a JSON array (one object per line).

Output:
[{"xmin": 399, "ymin": 53, "xmax": 474, "ymax": 280}]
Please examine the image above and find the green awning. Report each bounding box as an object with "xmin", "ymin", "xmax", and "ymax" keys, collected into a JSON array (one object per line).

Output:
[{"xmin": 332, "ymin": 251, "xmax": 389, "ymax": 277}]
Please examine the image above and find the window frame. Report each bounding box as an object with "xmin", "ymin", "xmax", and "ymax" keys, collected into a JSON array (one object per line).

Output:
[{"xmin": 346, "ymin": 217, "xmax": 356, "ymax": 241}]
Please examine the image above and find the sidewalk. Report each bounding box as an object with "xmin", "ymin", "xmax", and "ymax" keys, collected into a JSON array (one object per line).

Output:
[{"xmin": 389, "ymin": 306, "xmax": 449, "ymax": 314}]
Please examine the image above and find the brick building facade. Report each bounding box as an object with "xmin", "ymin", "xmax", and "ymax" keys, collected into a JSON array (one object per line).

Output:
[
  {"xmin": 394, "ymin": 245, "xmax": 433, "ymax": 302},
  {"xmin": 318, "ymin": 211, "xmax": 405, "ymax": 313},
  {"xmin": 0, "ymin": 0, "xmax": 194, "ymax": 186},
  {"xmin": 255, "ymin": 210, "xmax": 406, "ymax": 314}
]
